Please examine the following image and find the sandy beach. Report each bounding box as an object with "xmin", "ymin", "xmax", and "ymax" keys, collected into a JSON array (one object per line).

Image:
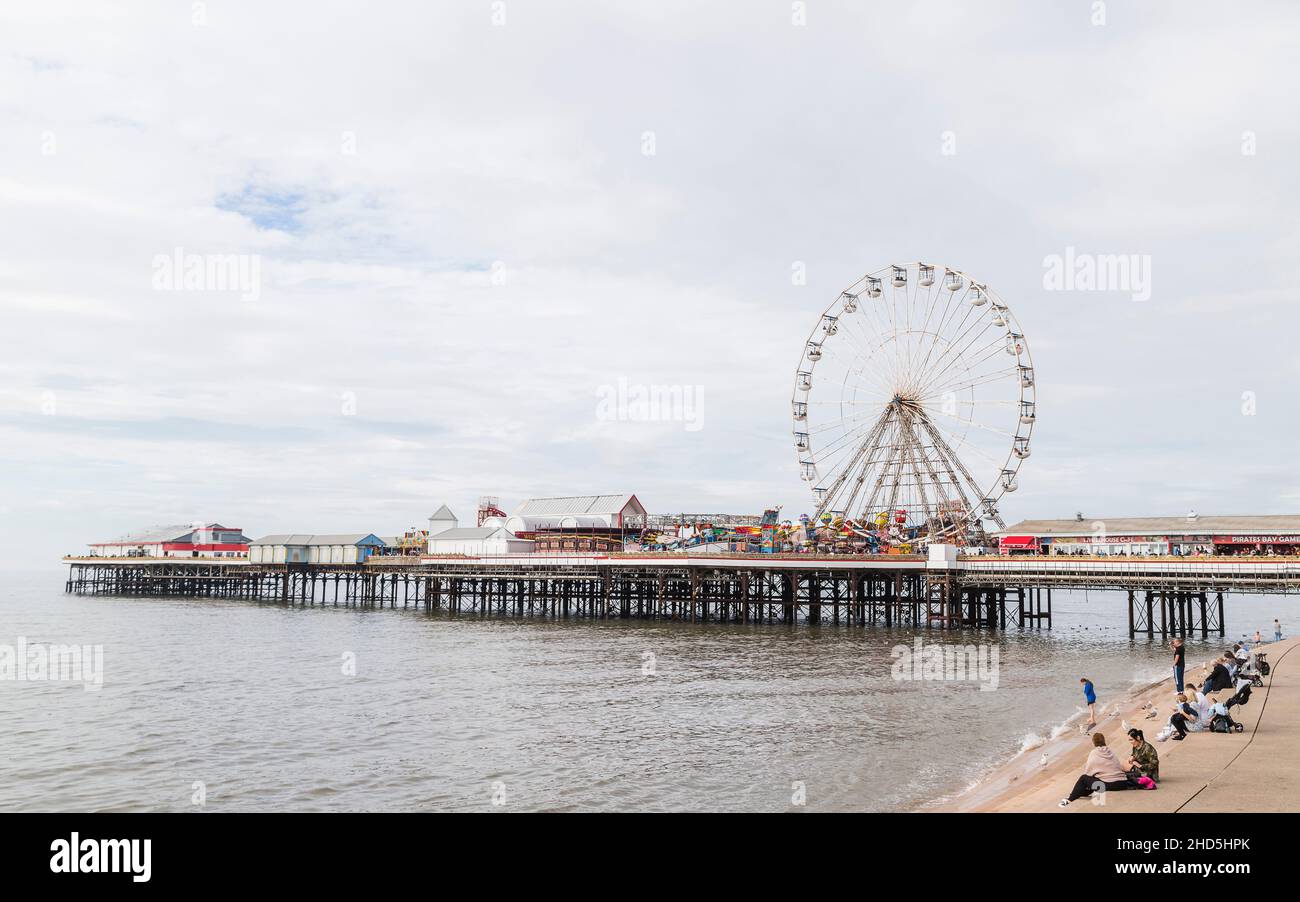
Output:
[{"xmin": 934, "ymin": 637, "xmax": 1299, "ymax": 813}]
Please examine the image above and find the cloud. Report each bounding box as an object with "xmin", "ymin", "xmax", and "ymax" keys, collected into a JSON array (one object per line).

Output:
[{"xmin": 1, "ymin": 1, "xmax": 1298, "ymax": 564}]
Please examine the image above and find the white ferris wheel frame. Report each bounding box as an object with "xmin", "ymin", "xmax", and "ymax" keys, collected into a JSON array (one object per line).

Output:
[{"xmin": 791, "ymin": 261, "xmax": 1036, "ymax": 541}]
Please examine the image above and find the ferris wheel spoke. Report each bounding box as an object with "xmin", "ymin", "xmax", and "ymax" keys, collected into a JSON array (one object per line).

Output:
[
  {"xmin": 823, "ymin": 312, "xmax": 889, "ymax": 389},
  {"xmin": 914, "ymin": 284, "xmax": 979, "ymax": 376},
  {"xmin": 812, "ymin": 405, "xmax": 888, "ymax": 464},
  {"xmin": 807, "ymin": 410, "xmax": 882, "ymax": 438},
  {"xmin": 896, "ymin": 282, "xmax": 919, "ymax": 389},
  {"xmin": 920, "ymin": 287, "xmax": 963, "ymax": 362},
  {"xmin": 919, "ymin": 366, "xmax": 1019, "ymax": 399},
  {"xmin": 805, "ymin": 387, "xmax": 897, "ymax": 425},
  {"xmin": 915, "ymin": 275, "xmax": 947, "ymax": 336},
  {"xmin": 903, "ymin": 286, "xmax": 940, "ymax": 384},
  {"xmin": 816, "ymin": 337, "xmax": 901, "ymax": 401},
  {"xmin": 809, "ymin": 413, "xmax": 889, "ymax": 468},
  {"xmin": 922, "ymin": 406, "xmax": 1021, "ymax": 441},
  {"xmin": 915, "ymin": 333, "xmax": 1008, "ymax": 400},
  {"xmin": 917, "ymin": 399, "xmax": 1016, "ymax": 409},
  {"xmin": 808, "ymin": 412, "xmax": 888, "ymax": 443},
  {"xmin": 930, "ymin": 341, "xmax": 1015, "ymax": 383},
  {"xmin": 915, "ymin": 287, "xmax": 1000, "ymax": 380},
  {"xmin": 918, "ymin": 321, "xmax": 998, "ymax": 391},
  {"xmin": 839, "ymin": 305, "xmax": 907, "ymax": 394},
  {"xmin": 913, "ymin": 286, "xmax": 955, "ymax": 380}
]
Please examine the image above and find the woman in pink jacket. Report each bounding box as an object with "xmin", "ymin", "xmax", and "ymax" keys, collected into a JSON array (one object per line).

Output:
[{"xmin": 1059, "ymin": 733, "xmax": 1138, "ymax": 807}]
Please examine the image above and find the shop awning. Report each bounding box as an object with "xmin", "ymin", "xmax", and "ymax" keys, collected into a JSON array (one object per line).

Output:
[{"xmin": 999, "ymin": 535, "xmax": 1039, "ymax": 549}]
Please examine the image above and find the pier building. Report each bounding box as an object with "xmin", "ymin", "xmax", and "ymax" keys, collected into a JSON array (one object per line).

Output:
[
  {"xmin": 999, "ymin": 515, "xmax": 1300, "ymax": 556},
  {"xmin": 427, "ymin": 526, "xmax": 536, "ymax": 556},
  {"xmin": 248, "ymin": 534, "xmax": 385, "ymax": 565},
  {"xmin": 88, "ymin": 523, "xmax": 249, "ymax": 558},
  {"xmin": 425, "ymin": 504, "xmax": 535, "ymax": 555},
  {"xmin": 504, "ymin": 494, "xmax": 647, "ymax": 534},
  {"xmin": 501, "ymin": 493, "xmax": 647, "ymax": 553}
]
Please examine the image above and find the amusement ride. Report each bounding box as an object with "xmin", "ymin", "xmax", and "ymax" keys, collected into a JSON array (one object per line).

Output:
[{"xmin": 789, "ymin": 261, "xmax": 1035, "ymax": 552}]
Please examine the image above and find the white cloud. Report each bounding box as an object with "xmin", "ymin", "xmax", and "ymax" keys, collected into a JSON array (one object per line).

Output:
[{"xmin": 1, "ymin": 1, "xmax": 1299, "ymax": 564}]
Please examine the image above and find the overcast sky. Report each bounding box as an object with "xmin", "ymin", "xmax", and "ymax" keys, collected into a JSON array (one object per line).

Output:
[{"xmin": 2, "ymin": 1, "xmax": 1299, "ymax": 565}]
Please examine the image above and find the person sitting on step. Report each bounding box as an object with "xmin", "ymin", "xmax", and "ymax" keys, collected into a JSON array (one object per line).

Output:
[
  {"xmin": 1125, "ymin": 728, "xmax": 1160, "ymax": 782},
  {"xmin": 1059, "ymin": 732, "xmax": 1137, "ymax": 807},
  {"xmin": 1158, "ymin": 695, "xmax": 1197, "ymax": 741}
]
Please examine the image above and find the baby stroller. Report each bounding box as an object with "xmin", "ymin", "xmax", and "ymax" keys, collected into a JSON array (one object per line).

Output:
[
  {"xmin": 1237, "ymin": 653, "xmax": 1267, "ymax": 687},
  {"xmin": 1208, "ymin": 685, "xmax": 1251, "ymax": 734},
  {"xmin": 1210, "ymin": 712, "xmax": 1244, "ymax": 733},
  {"xmin": 1226, "ymin": 682, "xmax": 1253, "ymax": 711}
]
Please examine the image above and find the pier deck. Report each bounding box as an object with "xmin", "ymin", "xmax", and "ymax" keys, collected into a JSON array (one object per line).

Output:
[{"xmin": 62, "ymin": 553, "xmax": 1300, "ymax": 636}]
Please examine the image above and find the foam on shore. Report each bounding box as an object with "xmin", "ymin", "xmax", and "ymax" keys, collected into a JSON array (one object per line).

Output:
[{"xmin": 923, "ymin": 675, "xmax": 1175, "ymax": 811}]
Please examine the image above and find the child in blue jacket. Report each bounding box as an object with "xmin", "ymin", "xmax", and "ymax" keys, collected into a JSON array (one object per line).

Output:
[{"xmin": 1081, "ymin": 678, "xmax": 1098, "ymax": 728}]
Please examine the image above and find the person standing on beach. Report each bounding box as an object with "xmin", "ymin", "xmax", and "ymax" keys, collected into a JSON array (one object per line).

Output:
[
  {"xmin": 1172, "ymin": 639, "xmax": 1185, "ymax": 693},
  {"xmin": 1081, "ymin": 677, "xmax": 1098, "ymax": 727},
  {"xmin": 1275, "ymin": 619, "xmax": 1283, "ymax": 642}
]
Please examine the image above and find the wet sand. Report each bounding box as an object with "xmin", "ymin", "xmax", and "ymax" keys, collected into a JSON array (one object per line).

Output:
[{"xmin": 934, "ymin": 637, "xmax": 1298, "ymax": 813}]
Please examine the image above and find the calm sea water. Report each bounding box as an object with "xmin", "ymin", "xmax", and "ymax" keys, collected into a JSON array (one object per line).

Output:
[{"xmin": 0, "ymin": 567, "xmax": 1287, "ymax": 812}]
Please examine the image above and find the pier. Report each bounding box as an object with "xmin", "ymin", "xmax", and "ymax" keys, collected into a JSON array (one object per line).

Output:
[{"xmin": 63, "ymin": 552, "xmax": 1300, "ymax": 636}]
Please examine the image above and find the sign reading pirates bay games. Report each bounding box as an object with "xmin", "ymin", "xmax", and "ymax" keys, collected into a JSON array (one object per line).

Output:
[{"xmin": 1213, "ymin": 534, "xmax": 1300, "ymax": 545}]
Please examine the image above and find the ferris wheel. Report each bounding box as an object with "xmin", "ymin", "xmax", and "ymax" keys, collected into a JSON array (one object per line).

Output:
[{"xmin": 791, "ymin": 262, "xmax": 1035, "ymax": 544}]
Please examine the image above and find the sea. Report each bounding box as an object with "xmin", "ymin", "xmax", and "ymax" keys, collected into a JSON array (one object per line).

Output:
[{"xmin": 0, "ymin": 566, "xmax": 1286, "ymax": 812}]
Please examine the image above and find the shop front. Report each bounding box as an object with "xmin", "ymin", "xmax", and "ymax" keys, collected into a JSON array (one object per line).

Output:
[
  {"xmin": 1211, "ymin": 534, "xmax": 1300, "ymax": 555},
  {"xmin": 1047, "ymin": 535, "xmax": 1171, "ymax": 556},
  {"xmin": 998, "ymin": 535, "xmax": 1041, "ymax": 554}
]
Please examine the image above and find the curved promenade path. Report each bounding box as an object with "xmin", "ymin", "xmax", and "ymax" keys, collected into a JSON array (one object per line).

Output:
[{"xmin": 943, "ymin": 637, "xmax": 1299, "ymax": 813}]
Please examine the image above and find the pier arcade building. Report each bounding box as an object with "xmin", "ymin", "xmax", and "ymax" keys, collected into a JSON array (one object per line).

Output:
[{"xmin": 998, "ymin": 515, "xmax": 1300, "ymax": 556}]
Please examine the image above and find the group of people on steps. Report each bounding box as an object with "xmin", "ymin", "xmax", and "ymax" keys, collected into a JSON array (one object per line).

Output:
[{"xmin": 1058, "ymin": 623, "xmax": 1281, "ymax": 808}]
